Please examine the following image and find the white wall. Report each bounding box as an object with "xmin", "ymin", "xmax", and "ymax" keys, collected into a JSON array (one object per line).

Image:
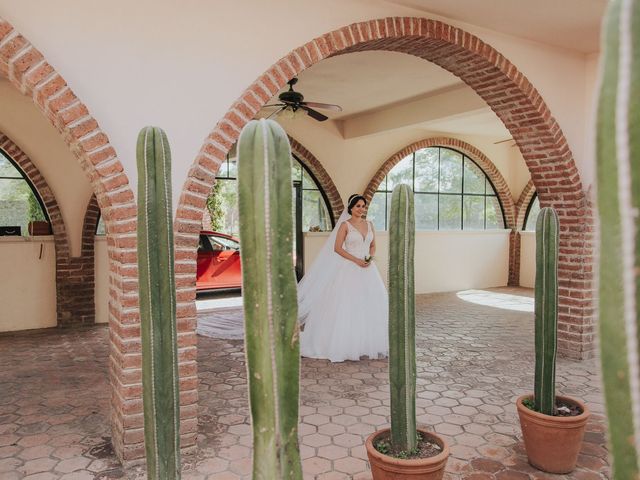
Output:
[
  {"xmin": 95, "ymin": 236, "xmax": 109, "ymax": 324},
  {"xmin": 0, "ymin": 236, "xmax": 56, "ymax": 331},
  {"xmin": 519, "ymin": 231, "xmax": 536, "ymax": 288},
  {"xmin": 0, "ymin": 0, "xmax": 597, "ymax": 209},
  {"xmin": 304, "ymin": 230, "xmax": 510, "ymax": 294}
]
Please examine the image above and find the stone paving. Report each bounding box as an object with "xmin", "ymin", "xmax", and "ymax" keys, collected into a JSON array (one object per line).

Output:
[{"xmin": 0, "ymin": 288, "xmax": 610, "ymax": 479}]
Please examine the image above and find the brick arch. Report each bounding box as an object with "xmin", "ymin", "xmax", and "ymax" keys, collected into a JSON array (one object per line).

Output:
[
  {"xmin": 178, "ymin": 19, "xmax": 592, "ymax": 361},
  {"xmin": 0, "ymin": 19, "xmax": 159, "ymax": 463},
  {"xmin": 363, "ymin": 137, "xmax": 516, "ymax": 229},
  {"xmin": 516, "ymin": 179, "xmax": 536, "ymax": 230},
  {"xmin": 288, "ymin": 135, "xmax": 343, "ymax": 223}
]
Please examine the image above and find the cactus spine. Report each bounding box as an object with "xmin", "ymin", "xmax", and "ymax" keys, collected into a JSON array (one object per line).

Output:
[
  {"xmin": 533, "ymin": 207, "xmax": 559, "ymax": 416},
  {"xmin": 596, "ymin": 0, "xmax": 640, "ymax": 477},
  {"xmin": 388, "ymin": 184, "xmax": 417, "ymax": 452},
  {"xmin": 136, "ymin": 127, "xmax": 181, "ymax": 480},
  {"xmin": 237, "ymin": 119, "xmax": 303, "ymax": 480}
]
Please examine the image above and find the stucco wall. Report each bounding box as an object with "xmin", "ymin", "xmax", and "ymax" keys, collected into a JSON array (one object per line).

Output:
[
  {"xmin": 95, "ymin": 236, "xmax": 109, "ymax": 324},
  {"xmin": 0, "ymin": 236, "xmax": 56, "ymax": 331},
  {"xmin": 519, "ymin": 232, "xmax": 536, "ymax": 288}
]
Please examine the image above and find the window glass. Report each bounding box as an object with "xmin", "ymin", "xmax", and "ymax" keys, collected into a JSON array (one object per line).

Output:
[
  {"xmin": 302, "ymin": 190, "xmax": 331, "ymax": 232},
  {"xmin": 387, "ymin": 155, "xmax": 413, "ymax": 191},
  {"xmin": 415, "ymin": 194, "xmax": 438, "ymax": 230},
  {"xmin": 463, "ymin": 196, "xmax": 485, "ymax": 230},
  {"xmin": 0, "ymin": 153, "xmax": 47, "ymax": 236},
  {"xmin": 414, "ymin": 148, "xmax": 439, "ymax": 193},
  {"xmin": 486, "ymin": 196, "xmax": 504, "ymax": 229},
  {"xmin": 524, "ymin": 195, "xmax": 541, "ymax": 231},
  {"xmin": 439, "ymin": 195, "xmax": 462, "ymax": 230},
  {"xmin": 439, "ymin": 149, "xmax": 463, "ymax": 193},
  {"xmin": 209, "ymin": 152, "xmax": 333, "ymax": 233},
  {"xmin": 96, "ymin": 216, "xmax": 106, "ymax": 235},
  {"xmin": 374, "ymin": 146, "xmax": 505, "ymax": 231},
  {"xmin": 367, "ymin": 193, "xmax": 386, "ymax": 231},
  {"xmin": 464, "ymin": 158, "xmax": 485, "ymax": 194}
]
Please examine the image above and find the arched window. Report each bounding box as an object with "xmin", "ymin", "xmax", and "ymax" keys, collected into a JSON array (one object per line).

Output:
[
  {"xmin": 0, "ymin": 149, "xmax": 48, "ymax": 235},
  {"xmin": 96, "ymin": 215, "xmax": 106, "ymax": 235},
  {"xmin": 210, "ymin": 152, "xmax": 332, "ymax": 236},
  {"xmin": 523, "ymin": 193, "xmax": 541, "ymax": 231},
  {"xmin": 368, "ymin": 147, "xmax": 505, "ymax": 231}
]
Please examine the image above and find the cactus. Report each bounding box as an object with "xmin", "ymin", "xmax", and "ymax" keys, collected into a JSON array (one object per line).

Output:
[
  {"xmin": 533, "ymin": 207, "xmax": 559, "ymax": 416},
  {"xmin": 596, "ymin": 0, "xmax": 640, "ymax": 477},
  {"xmin": 136, "ymin": 127, "xmax": 181, "ymax": 479},
  {"xmin": 388, "ymin": 184, "xmax": 417, "ymax": 452},
  {"xmin": 237, "ymin": 119, "xmax": 303, "ymax": 480}
]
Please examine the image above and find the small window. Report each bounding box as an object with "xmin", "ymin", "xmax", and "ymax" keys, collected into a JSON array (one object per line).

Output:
[
  {"xmin": 0, "ymin": 150, "xmax": 48, "ymax": 236},
  {"xmin": 523, "ymin": 194, "xmax": 541, "ymax": 231},
  {"xmin": 96, "ymin": 215, "xmax": 106, "ymax": 235},
  {"xmin": 369, "ymin": 146, "xmax": 505, "ymax": 231}
]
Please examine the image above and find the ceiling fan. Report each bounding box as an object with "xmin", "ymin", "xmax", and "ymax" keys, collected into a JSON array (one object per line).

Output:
[{"xmin": 263, "ymin": 78, "xmax": 342, "ymax": 122}]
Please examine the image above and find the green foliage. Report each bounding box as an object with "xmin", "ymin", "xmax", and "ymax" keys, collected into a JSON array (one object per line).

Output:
[
  {"xmin": 206, "ymin": 181, "xmax": 225, "ymax": 231},
  {"xmin": 533, "ymin": 207, "xmax": 559, "ymax": 416},
  {"xmin": 237, "ymin": 119, "xmax": 303, "ymax": 480},
  {"xmin": 27, "ymin": 192, "xmax": 45, "ymax": 222},
  {"xmin": 388, "ymin": 184, "xmax": 417, "ymax": 452},
  {"xmin": 136, "ymin": 127, "xmax": 181, "ymax": 480},
  {"xmin": 596, "ymin": 0, "xmax": 640, "ymax": 477}
]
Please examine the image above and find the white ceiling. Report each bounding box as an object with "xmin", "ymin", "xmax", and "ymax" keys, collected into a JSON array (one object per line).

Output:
[
  {"xmin": 289, "ymin": 52, "xmax": 462, "ymax": 119},
  {"xmin": 385, "ymin": 0, "xmax": 607, "ymax": 54},
  {"xmin": 263, "ymin": 1, "xmax": 608, "ymax": 138}
]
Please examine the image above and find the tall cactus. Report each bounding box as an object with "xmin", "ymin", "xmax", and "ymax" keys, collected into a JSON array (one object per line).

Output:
[
  {"xmin": 237, "ymin": 119, "xmax": 303, "ymax": 480},
  {"xmin": 533, "ymin": 207, "xmax": 559, "ymax": 416},
  {"xmin": 596, "ymin": 0, "xmax": 640, "ymax": 477},
  {"xmin": 136, "ymin": 127, "xmax": 181, "ymax": 479},
  {"xmin": 388, "ymin": 184, "xmax": 417, "ymax": 452}
]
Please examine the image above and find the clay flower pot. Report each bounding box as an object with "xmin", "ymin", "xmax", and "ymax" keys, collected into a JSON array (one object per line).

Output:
[
  {"xmin": 365, "ymin": 428, "xmax": 449, "ymax": 480},
  {"xmin": 516, "ymin": 394, "xmax": 590, "ymax": 474}
]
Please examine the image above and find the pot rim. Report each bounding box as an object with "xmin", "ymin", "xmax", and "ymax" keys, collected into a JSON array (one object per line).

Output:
[
  {"xmin": 365, "ymin": 427, "xmax": 450, "ymax": 466},
  {"xmin": 516, "ymin": 393, "xmax": 590, "ymax": 425}
]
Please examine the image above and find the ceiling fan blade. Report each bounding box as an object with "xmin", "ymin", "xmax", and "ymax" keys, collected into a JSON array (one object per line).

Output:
[
  {"xmin": 301, "ymin": 106, "xmax": 328, "ymax": 122},
  {"xmin": 266, "ymin": 107, "xmax": 284, "ymax": 120},
  {"xmin": 262, "ymin": 103, "xmax": 286, "ymax": 109},
  {"xmin": 302, "ymin": 101, "xmax": 342, "ymax": 112}
]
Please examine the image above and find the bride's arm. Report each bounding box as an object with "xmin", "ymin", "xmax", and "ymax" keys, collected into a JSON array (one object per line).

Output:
[
  {"xmin": 334, "ymin": 223, "xmax": 367, "ymax": 267},
  {"xmin": 369, "ymin": 221, "xmax": 376, "ymax": 257}
]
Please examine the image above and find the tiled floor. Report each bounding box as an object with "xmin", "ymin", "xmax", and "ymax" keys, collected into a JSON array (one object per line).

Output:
[{"xmin": 0, "ymin": 288, "xmax": 610, "ymax": 479}]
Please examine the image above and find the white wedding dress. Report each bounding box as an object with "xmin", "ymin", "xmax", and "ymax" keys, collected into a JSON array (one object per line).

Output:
[{"xmin": 298, "ymin": 214, "xmax": 389, "ymax": 362}]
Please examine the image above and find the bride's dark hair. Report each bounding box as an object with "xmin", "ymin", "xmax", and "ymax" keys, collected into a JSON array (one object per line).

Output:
[{"xmin": 347, "ymin": 194, "xmax": 367, "ymax": 214}]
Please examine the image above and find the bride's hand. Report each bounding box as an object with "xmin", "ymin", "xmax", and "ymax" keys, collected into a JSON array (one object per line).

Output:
[{"xmin": 355, "ymin": 259, "xmax": 370, "ymax": 268}]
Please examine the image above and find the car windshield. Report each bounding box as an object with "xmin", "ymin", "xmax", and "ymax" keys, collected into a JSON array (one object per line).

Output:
[{"xmin": 208, "ymin": 235, "xmax": 239, "ymax": 250}]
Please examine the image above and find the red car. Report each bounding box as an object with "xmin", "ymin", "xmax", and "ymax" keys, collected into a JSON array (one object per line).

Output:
[{"xmin": 197, "ymin": 231, "xmax": 242, "ymax": 291}]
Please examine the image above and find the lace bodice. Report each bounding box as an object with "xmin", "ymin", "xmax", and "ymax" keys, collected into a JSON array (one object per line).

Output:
[{"xmin": 343, "ymin": 221, "xmax": 372, "ymax": 259}]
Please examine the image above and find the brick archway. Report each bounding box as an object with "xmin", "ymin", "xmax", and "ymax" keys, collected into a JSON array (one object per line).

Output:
[
  {"xmin": 289, "ymin": 135, "xmax": 344, "ymax": 223},
  {"xmin": 363, "ymin": 137, "xmax": 516, "ymax": 229},
  {"xmin": 516, "ymin": 179, "xmax": 536, "ymax": 230},
  {"xmin": 177, "ymin": 17, "xmax": 593, "ymax": 360},
  {"xmin": 0, "ymin": 18, "xmax": 157, "ymax": 462}
]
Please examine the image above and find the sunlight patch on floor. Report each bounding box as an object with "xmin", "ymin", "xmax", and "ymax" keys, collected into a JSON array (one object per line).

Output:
[{"xmin": 456, "ymin": 289, "xmax": 534, "ymax": 312}]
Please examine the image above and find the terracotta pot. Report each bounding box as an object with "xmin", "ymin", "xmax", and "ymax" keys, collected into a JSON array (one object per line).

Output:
[
  {"xmin": 516, "ymin": 394, "xmax": 590, "ymax": 474},
  {"xmin": 365, "ymin": 428, "xmax": 449, "ymax": 480}
]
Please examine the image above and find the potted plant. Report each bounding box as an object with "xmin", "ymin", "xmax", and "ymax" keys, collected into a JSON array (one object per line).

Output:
[
  {"xmin": 237, "ymin": 119, "xmax": 303, "ymax": 479},
  {"xmin": 516, "ymin": 207, "xmax": 590, "ymax": 474},
  {"xmin": 365, "ymin": 184, "xmax": 449, "ymax": 479}
]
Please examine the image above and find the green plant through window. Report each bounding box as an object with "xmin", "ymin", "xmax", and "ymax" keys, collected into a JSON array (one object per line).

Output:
[
  {"xmin": 208, "ymin": 153, "xmax": 333, "ymax": 236},
  {"xmin": 369, "ymin": 147, "xmax": 505, "ymax": 231},
  {"xmin": 0, "ymin": 150, "xmax": 48, "ymax": 236}
]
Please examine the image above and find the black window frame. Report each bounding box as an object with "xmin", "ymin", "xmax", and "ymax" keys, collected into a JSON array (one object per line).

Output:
[
  {"xmin": 372, "ymin": 146, "xmax": 506, "ymax": 231},
  {"xmin": 0, "ymin": 148, "xmax": 51, "ymax": 228},
  {"xmin": 522, "ymin": 192, "xmax": 540, "ymax": 231}
]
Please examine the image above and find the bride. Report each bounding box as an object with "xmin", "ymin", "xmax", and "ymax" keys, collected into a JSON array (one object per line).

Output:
[{"xmin": 298, "ymin": 194, "xmax": 389, "ymax": 362}]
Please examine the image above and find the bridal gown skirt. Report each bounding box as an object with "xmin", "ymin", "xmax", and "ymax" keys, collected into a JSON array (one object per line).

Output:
[{"xmin": 299, "ymin": 258, "xmax": 389, "ymax": 362}]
